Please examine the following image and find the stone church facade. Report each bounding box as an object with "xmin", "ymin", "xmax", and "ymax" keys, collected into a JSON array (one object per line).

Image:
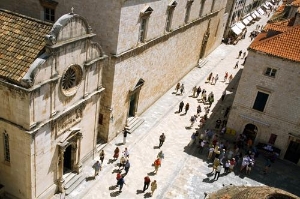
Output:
[
  {"xmin": 0, "ymin": 10, "xmax": 106, "ymax": 198},
  {"xmin": 0, "ymin": 0, "xmax": 228, "ymax": 142}
]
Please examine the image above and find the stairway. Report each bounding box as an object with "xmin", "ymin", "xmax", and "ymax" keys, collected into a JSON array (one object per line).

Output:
[
  {"xmin": 126, "ymin": 117, "xmax": 145, "ymax": 133},
  {"xmin": 198, "ymin": 58, "xmax": 208, "ymax": 68},
  {"xmin": 64, "ymin": 172, "xmax": 85, "ymax": 195}
]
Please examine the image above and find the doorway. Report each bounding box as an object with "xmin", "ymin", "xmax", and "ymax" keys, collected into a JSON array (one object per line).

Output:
[
  {"xmin": 284, "ymin": 141, "xmax": 300, "ymax": 164},
  {"xmin": 63, "ymin": 145, "xmax": 72, "ymax": 174},
  {"xmin": 129, "ymin": 94, "xmax": 137, "ymax": 117},
  {"xmin": 243, "ymin": 123, "xmax": 258, "ymax": 142},
  {"xmin": 200, "ymin": 31, "xmax": 209, "ymax": 59}
]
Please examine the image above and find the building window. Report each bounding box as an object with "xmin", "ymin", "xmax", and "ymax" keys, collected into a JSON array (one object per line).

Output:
[
  {"xmin": 185, "ymin": 1, "xmax": 193, "ymax": 23},
  {"xmin": 44, "ymin": 7, "xmax": 55, "ymax": 22},
  {"xmin": 253, "ymin": 91, "xmax": 269, "ymax": 112},
  {"xmin": 166, "ymin": 1, "xmax": 177, "ymax": 32},
  {"xmin": 265, "ymin": 67, "xmax": 277, "ymax": 77},
  {"xmin": 268, "ymin": 134, "xmax": 277, "ymax": 145},
  {"xmin": 139, "ymin": 6, "xmax": 153, "ymax": 43},
  {"xmin": 3, "ymin": 131, "xmax": 10, "ymax": 162}
]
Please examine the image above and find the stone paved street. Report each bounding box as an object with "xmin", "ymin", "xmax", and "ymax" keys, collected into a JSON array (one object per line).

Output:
[{"xmin": 63, "ymin": 12, "xmax": 300, "ymax": 199}]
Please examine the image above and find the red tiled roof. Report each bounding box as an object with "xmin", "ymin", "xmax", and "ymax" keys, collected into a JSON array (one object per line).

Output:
[
  {"xmin": 250, "ymin": 25, "xmax": 300, "ymax": 62},
  {"xmin": 0, "ymin": 9, "xmax": 52, "ymax": 83},
  {"xmin": 292, "ymin": 0, "xmax": 300, "ymax": 6},
  {"xmin": 264, "ymin": 18, "xmax": 295, "ymax": 32}
]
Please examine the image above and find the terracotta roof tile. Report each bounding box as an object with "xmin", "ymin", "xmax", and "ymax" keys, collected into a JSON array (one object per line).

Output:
[
  {"xmin": 249, "ymin": 25, "xmax": 300, "ymax": 62},
  {"xmin": 292, "ymin": 0, "xmax": 300, "ymax": 6},
  {"xmin": 0, "ymin": 9, "xmax": 52, "ymax": 83}
]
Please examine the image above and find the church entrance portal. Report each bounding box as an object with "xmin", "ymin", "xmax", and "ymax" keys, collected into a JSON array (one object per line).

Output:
[
  {"xmin": 128, "ymin": 79, "xmax": 144, "ymax": 117},
  {"xmin": 129, "ymin": 93, "xmax": 137, "ymax": 117},
  {"xmin": 243, "ymin": 123, "xmax": 258, "ymax": 142},
  {"xmin": 63, "ymin": 145, "xmax": 72, "ymax": 173}
]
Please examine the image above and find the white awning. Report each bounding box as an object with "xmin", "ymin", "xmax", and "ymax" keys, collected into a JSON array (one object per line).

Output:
[
  {"xmin": 236, "ymin": 21, "xmax": 246, "ymax": 30},
  {"xmin": 258, "ymin": 8, "xmax": 265, "ymax": 15},
  {"xmin": 266, "ymin": 2, "xmax": 274, "ymax": 7},
  {"xmin": 263, "ymin": 4, "xmax": 269, "ymax": 9},
  {"xmin": 243, "ymin": 18, "xmax": 250, "ymax": 25},
  {"xmin": 231, "ymin": 25, "xmax": 243, "ymax": 35},
  {"xmin": 247, "ymin": 15, "xmax": 253, "ymax": 22},
  {"xmin": 254, "ymin": 11, "xmax": 260, "ymax": 17},
  {"xmin": 251, "ymin": 13, "xmax": 257, "ymax": 19}
]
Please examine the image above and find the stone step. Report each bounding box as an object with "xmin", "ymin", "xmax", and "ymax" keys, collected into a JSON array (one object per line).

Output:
[
  {"xmin": 126, "ymin": 117, "xmax": 145, "ymax": 133},
  {"xmin": 65, "ymin": 175, "xmax": 86, "ymax": 195},
  {"xmin": 198, "ymin": 58, "xmax": 208, "ymax": 68},
  {"xmin": 64, "ymin": 173, "xmax": 82, "ymax": 190},
  {"xmin": 64, "ymin": 172, "xmax": 77, "ymax": 184}
]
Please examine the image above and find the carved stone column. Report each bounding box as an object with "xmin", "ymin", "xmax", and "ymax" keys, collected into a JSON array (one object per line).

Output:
[
  {"xmin": 57, "ymin": 147, "xmax": 65, "ymax": 193},
  {"xmin": 74, "ymin": 132, "xmax": 83, "ymax": 173}
]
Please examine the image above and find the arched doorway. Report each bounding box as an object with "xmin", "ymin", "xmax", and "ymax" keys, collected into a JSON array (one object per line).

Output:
[
  {"xmin": 243, "ymin": 123, "xmax": 258, "ymax": 142},
  {"xmin": 128, "ymin": 79, "xmax": 144, "ymax": 117},
  {"xmin": 63, "ymin": 145, "xmax": 72, "ymax": 174}
]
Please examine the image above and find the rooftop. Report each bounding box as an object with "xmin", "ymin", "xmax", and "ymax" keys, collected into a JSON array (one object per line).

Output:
[
  {"xmin": 249, "ymin": 25, "xmax": 300, "ymax": 62},
  {"xmin": 0, "ymin": 9, "xmax": 52, "ymax": 85}
]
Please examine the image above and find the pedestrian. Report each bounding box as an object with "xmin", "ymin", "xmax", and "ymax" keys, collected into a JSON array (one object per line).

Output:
[
  {"xmin": 207, "ymin": 72, "xmax": 213, "ymax": 82},
  {"xmin": 117, "ymin": 176, "xmax": 126, "ymax": 192},
  {"xmin": 214, "ymin": 164, "xmax": 222, "ymax": 180},
  {"xmin": 246, "ymin": 160, "xmax": 254, "ymax": 174},
  {"xmin": 175, "ymin": 82, "xmax": 180, "ymax": 93},
  {"xmin": 157, "ymin": 150, "xmax": 165, "ymax": 161},
  {"xmin": 154, "ymin": 158, "xmax": 161, "ymax": 173},
  {"xmin": 150, "ymin": 180, "xmax": 157, "ymax": 196},
  {"xmin": 119, "ymin": 156, "xmax": 126, "ymax": 170},
  {"xmin": 124, "ymin": 160, "xmax": 130, "ymax": 175},
  {"xmin": 237, "ymin": 50, "xmax": 242, "ymax": 58},
  {"xmin": 263, "ymin": 158, "xmax": 271, "ymax": 174},
  {"xmin": 224, "ymin": 160, "xmax": 230, "ymax": 173},
  {"xmin": 208, "ymin": 145, "xmax": 214, "ymax": 160},
  {"xmin": 116, "ymin": 171, "xmax": 122, "ymax": 186},
  {"xmin": 179, "ymin": 101, "xmax": 184, "ymax": 113},
  {"xmin": 198, "ymin": 139, "xmax": 205, "ymax": 154},
  {"xmin": 93, "ymin": 160, "xmax": 101, "ymax": 177},
  {"xmin": 219, "ymin": 149, "xmax": 226, "ymax": 163},
  {"xmin": 158, "ymin": 133, "xmax": 166, "ymax": 148},
  {"xmin": 229, "ymin": 74, "xmax": 233, "ymax": 83},
  {"xmin": 197, "ymin": 105, "xmax": 202, "ymax": 115},
  {"xmin": 188, "ymin": 133, "xmax": 196, "ymax": 146},
  {"xmin": 190, "ymin": 115, "xmax": 197, "ymax": 127},
  {"xmin": 214, "ymin": 74, "xmax": 219, "ymax": 84},
  {"xmin": 211, "ymin": 76, "xmax": 215, "ymax": 85},
  {"xmin": 242, "ymin": 51, "xmax": 246, "ymax": 59},
  {"xmin": 212, "ymin": 158, "xmax": 220, "ymax": 173},
  {"xmin": 202, "ymin": 92, "xmax": 207, "ymax": 102},
  {"xmin": 113, "ymin": 147, "xmax": 120, "ymax": 160},
  {"xmin": 99, "ymin": 150, "xmax": 105, "ymax": 164},
  {"xmin": 224, "ymin": 72, "xmax": 228, "ymax": 82},
  {"xmin": 185, "ymin": 103, "xmax": 190, "ymax": 114},
  {"xmin": 196, "ymin": 86, "xmax": 202, "ymax": 97},
  {"xmin": 192, "ymin": 86, "xmax": 197, "ymax": 97},
  {"xmin": 143, "ymin": 176, "xmax": 151, "ymax": 192},
  {"xmin": 208, "ymin": 95, "xmax": 214, "ymax": 108},
  {"xmin": 224, "ymin": 106, "xmax": 231, "ymax": 118},
  {"xmin": 229, "ymin": 158, "xmax": 236, "ymax": 172},
  {"xmin": 234, "ymin": 61, "xmax": 239, "ymax": 69},
  {"xmin": 180, "ymin": 84, "xmax": 185, "ymax": 95},
  {"xmin": 123, "ymin": 147, "xmax": 129, "ymax": 157},
  {"xmin": 123, "ymin": 127, "xmax": 129, "ymax": 145}
]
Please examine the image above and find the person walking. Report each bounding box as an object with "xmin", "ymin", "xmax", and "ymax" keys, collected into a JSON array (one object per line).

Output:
[
  {"xmin": 207, "ymin": 72, "xmax": 213, "ymax": 82},
  {"xmin": 196, "ymin": 86, "xmax": 202, "ymax": 97},
  {"xmin": 113, "ymin": 147, "xmax": 120, "ymax": 161},
  {"xmin": 116, "ymin": 171, "xmax": 122, "ymax": 186},
  {"xmin": 208, "ymin": 145, "xmax": 215, "ymax": 160},
  {"xmin": 229, "ymin": 74, "xmax": 233, "ymax": 83},
  {"xmin": 123, "ymin": 127, "xmax": 129, "ymax": 145},
  {"xmin": 157, "ymin": 151, "xmax": 165, "ymax": 161},
  {"xmin": 179, "ymin": 101, "xmax": 184, "ymax": 113},
  {"xmin": 158, "ymin": 133, "xmax": 166, "ymax": 148},
  {"xmin": 214, "ymin": 74, "xmax": 219, "ymax": 85},
  {"xmin": 99, "ymin": 150, "xmax": 105, "ymax": 164},
  {"xmin": 154, "ymin": 158, "xmax": 161, "ymax": 174},
  {"xmin": 192, "ymin": 86, "xmax": 197, "ymax": 97},
  {"xmin": 224, "ymin": 72, "xmax": 228, "ymax": 82},
  {"xmin": 263, "ymin": 158, "xmax": 271, "ymax": 174},
  {"xmin": 234, "ymin": 61, "xmax": 239, "ymax": 69},
  {"xmin": 188, "ymin": 133, "xmax": 197, "ymax": 146},
  {"xmin": 150, "ymin": 180, "xmax": 157, "ymax": 196},
  {"xmin": 175, "ymin": 82, "xmax": 180, "ymax": 93},
  {"xmin": 185, "ymin": 103, "xmax": 190, "ymax": 114},
  {"xmin": 237, "ymin": 50, "xmax": 242, "ymax": 58},
  {"xmin": 124, "ymin": 160, "xmax": 130, "ymax": 175},
  {"xmin": 197, "ymin": 105, "xmax": 202, "ymax": 115},
  {"xmin": 93, "ymin": 160, "xmax": 101, "ymax": 177},
  {"xmin": 213, "ymin": 164, "xmax": 222, "ymax": 180},
  {"xmin": 143, "ymin": 176, "xmax": 151, "ymax": 192},
  {"xmin": 180, "ymin": 84, "xmax": 185, "ymax": 95},
  {"xmin": 190, "ymin": 115, "xmax": 197, "ymax": 127},
  {"xmin": 123, "ymin": 147, "xmax": 129, "ymax": 157},
  {"xmin": 119, "ymin": 156, "xmax": 126, "ymax": 170},
  {"xmin": 117, "ymin": 176, "xmax": 126, "ymax": 192}
]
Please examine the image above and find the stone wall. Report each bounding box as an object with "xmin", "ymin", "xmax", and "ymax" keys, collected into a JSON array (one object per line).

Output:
[{"xmin": 227, "ymin": 50, "xmax": 300, "ymax": 158}]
